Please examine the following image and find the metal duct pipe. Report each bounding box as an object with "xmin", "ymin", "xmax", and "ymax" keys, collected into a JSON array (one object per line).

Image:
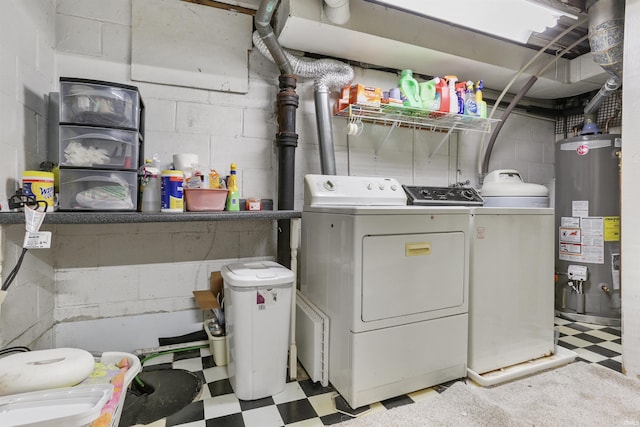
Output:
[
  {"xmin": 315, "ymin": 88, "xmax": 337, "ymax": 174},
  {"xmin": 583, "ymin": 0, "xmax": 624, "ymax": 115},
  {"xmin": 256, "ymin": 0, "xmax": 298, "ymax": 267},
  {"xmin": 253, "ymin": 32, "xmax": 354, "ymax": 175},
  {"xmin": 255, "ymin": 0, "xmax": 292, "ymax": 75}
]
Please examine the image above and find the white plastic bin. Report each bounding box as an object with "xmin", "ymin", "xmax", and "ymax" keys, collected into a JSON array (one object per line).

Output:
[{"xmin": 221, "ymin": 261, "xmax": 294, "ymax": 400}]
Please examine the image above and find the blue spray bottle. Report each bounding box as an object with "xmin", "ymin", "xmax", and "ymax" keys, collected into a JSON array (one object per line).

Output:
[{"xmin": 464, "ymin": 81, "xmax": 478, "ymax": 116}]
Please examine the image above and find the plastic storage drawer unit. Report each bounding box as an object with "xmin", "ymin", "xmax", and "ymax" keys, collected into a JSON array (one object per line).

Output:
[
  {"xmin": 58, "ymin": 169, "xmax": 138, "ymax": 211},
  {"xmin": 222, "ymin": 261, "xmax": 294, "ymax": 400},
  {"xmin": 53, "ymin": 125, "xmax": 140, "ymax": 170},
  {"xmin": 59, "ymin": 78, "xmax": 142, "ymax": 130}
]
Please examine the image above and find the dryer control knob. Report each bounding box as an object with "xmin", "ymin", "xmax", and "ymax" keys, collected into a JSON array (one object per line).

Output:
[
  {"xmin": 391, "ymin": 184, "xmax": 397, "ymax": 191},
  {"xmin": 367, "ymin": 183, "xmax": 373, "ymax": 190},
  {"xmin": 379, "ymin": 184, "xmax": 385, "ymax": 190}
]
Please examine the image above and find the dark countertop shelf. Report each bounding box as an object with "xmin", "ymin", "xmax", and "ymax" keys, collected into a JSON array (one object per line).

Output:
[{"xmin": 0, "ymin": 210, "xmax": 301, "ymax": 225}]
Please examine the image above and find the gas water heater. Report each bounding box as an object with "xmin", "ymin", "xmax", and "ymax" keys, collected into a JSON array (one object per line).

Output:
[{"xmin": 555, "ymin": 134, "xmax": 621, "ymax": 326}]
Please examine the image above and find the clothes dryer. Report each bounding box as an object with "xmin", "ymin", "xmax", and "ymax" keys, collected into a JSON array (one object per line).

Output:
[{"xmin": 301, "ymin": 174, "xmax": 470, "ymax": 409}]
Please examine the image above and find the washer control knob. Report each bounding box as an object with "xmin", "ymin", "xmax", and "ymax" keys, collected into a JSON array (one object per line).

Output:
[
  {"xmin": 323, "ymin": 180, "xmax": 336, "ymax": 191},
  {"xmin": 367, "ymin": 183, "xmax": 373, "ymax": 190},
  {"xmin": 378, "ymin": 183, "xmax": 385, "ymax": 190},
  {"xmin": 391, "ymin": 184, "xmax": 397, "ymax": 191}
]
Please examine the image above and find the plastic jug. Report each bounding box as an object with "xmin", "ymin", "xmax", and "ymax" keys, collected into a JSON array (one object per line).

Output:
[
  {"xmin": 435, "ymin": 78, "xmax": 450, "ymax": 113},
  {"xmin": 398, "ymin": 70, "xmax": 422, "ymax": 108},
  {"xmin": 418, "ymin": 79, "xmax": 438, "ymax": 111}
]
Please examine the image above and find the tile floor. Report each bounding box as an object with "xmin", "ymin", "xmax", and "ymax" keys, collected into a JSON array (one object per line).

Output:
[{"xmin": 135, "ymin": 317, "xmax": 622, "ymax": 427}]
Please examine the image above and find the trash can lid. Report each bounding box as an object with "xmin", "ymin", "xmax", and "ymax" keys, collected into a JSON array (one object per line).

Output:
[{"xmin": 221, "ymin": 261, "xmax": 294, "ymax": 288}]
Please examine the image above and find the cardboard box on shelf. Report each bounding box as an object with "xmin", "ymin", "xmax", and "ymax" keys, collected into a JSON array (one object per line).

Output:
[
  {"xmin": 193, "ymin": 271, "xmax": 223, "ymax": 313},
  {"xmin": 349, "ymin": 84, "xmax": 381, "ymax": 107}
]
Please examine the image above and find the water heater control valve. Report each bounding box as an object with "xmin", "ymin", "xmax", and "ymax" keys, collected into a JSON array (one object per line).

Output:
[{"xmin": 567, "ymin": 265, "xmax": 588, "ymax": 282}]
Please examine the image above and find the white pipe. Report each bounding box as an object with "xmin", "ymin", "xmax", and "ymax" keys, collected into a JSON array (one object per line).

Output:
[
  {"xmin": 323, "ymin": 0, "xmax": 350, "ymax": 25},
  {"xmin": 0, "ymin": 227, "xmax": 5, "ymax": 313},
  {"xmin": 288, "ymin": 218, "xmax": 300, "ymax": 380}
]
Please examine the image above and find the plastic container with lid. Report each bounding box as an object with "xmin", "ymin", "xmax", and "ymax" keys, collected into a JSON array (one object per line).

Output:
[
  {"xmin": 22, "ymin": 171, "xmax": 55, "ymax": 212},
  {"xmin": 161, "ymin": 170, "xmax": 184, "ymax": 212},
  {"xmin": 0, "ymin": 351, "xmax": 140, "ymax": 427},
  {"xmin": 221, "ymin": 261, "xmax": 294, "ymax": 400}
]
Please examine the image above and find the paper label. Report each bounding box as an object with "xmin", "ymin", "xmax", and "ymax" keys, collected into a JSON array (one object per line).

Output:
[
  {"xmin": 559, "ymin": 217, "xmax": 604, "ymax": 264},
  {"xmin": 256, "ymin": 289, "xmax": 278, "ymax": 310},
  {"xmin": 23, "ymin": 231, "xmax": 52, "ymax": 249},
  {"xmin": 604, "ymin": 216, "xmax": 620, "ymax": 241}
]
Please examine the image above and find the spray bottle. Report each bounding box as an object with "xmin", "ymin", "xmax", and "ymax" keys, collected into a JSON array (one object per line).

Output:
[
  {"xmin": 475, "ymin": 80, "xmax": 487, "ymax": 118},
  {"xmin": 435, "ymin": 77, "xmax": 449, "ymax": 113},
  {"xmin": 455, "ymin": 82, "xmax": 466, "ymax": 114},
  {"xmin": 225, "ymin": 163, "xmax": 240, "ymax": 211},
  {"xmin": 464, "ymin": 81, "xmax": 478, "ymax": 116},
  {"xmin": 445, "ymin": 75, "xmax": 459, "ymax": 114},
  {"xmin": 139, "ymin": 155, "xmax": 161, "ymax": 212}
]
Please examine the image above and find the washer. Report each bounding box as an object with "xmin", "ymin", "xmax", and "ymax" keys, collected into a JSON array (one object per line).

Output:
[
  {"xmin": 300, "ymin": 174, "xmax": 470, "ymax": 409},
  {"xmin": 468, "ymin": 206, "xmax": 556, "ymax": 377},
  {"xmin": 467, "ymin": 170, "xmax": 575, "ymax": 384}
]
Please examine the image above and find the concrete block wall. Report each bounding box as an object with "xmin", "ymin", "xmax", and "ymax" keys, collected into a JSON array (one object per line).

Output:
[
  {"xmin": 0, "ymin": 1, "xmax": 57, "ymax": 349},
  {"xmin": 0, "ymin": 0, "xmax": 556, "ymax": 351}
]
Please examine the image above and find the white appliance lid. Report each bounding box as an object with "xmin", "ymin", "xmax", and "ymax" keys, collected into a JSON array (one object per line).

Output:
[
  {"xmin": 481, "ymin": 169, "xmax": 548, "ymax": 197},
  {"xmin": 222, "ymin": 261, "xmax": 294, "ymax": 288}
]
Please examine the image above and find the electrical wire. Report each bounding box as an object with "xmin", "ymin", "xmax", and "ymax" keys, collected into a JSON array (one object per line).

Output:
[
  {"xmin": 477, "ymin": 16, "xmax": 589, "ymax": 177},
  {"xmin": 480, "ymin": 33, "xmax": 590, "ymax": 176},
  {"xmin": 1, "ymin": 248, "xmax": 28, "ymax": 292}
]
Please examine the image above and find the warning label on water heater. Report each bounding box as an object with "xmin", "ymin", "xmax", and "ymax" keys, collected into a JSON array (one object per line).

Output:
[
  {"xmin": 604, "ymin": 216, "xmax": 620, "ymax": 241},
  {"xmin": 559, "ymin": 216, "xmax": 604, "ymax": 264}
]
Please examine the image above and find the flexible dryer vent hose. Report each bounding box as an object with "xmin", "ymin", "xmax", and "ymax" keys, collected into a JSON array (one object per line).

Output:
[{"xmin": 253, "ymin": 31, "xmax": 354, "ymax": 175}]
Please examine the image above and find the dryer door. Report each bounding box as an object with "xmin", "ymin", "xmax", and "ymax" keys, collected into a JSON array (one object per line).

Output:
[{"xmin": 361, "ymin": 232, "xmax": 465, "ymax": 322}]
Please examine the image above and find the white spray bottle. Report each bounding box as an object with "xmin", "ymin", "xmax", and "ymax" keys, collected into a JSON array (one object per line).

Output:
[{"xmin": 445, "ymin": 75, "xmax": 458, "ymax": 114}]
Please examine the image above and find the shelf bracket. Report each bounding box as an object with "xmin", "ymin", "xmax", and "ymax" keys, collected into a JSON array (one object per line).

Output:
[
  {"xmin": 374, "ymin": 121, "xmax": 400, "ymax": 155},
  {"xmin": 427, "ymin": 126, "xmax": 456, "ymax": 161}
]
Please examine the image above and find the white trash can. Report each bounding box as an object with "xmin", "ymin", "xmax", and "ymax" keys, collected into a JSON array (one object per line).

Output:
[{"xmin": 221, "ymin": 261, "xmax": 294, "ymax": 400}]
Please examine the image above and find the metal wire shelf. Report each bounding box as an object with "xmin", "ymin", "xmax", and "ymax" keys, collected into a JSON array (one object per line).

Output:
[{"xmin": 335, "ymin": 103, "xmax": 500, "ymax": 134}]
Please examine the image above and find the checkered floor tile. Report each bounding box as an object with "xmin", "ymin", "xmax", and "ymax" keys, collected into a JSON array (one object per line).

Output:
[{"xmin": 130, "ymin": 317, "xmax": 622, "ymax": 426}]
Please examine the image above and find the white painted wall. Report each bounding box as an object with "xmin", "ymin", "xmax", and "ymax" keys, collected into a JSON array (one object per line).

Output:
[
  {"xmin": 621, "ymin": 0, "xmax": 640, "ymax": 378},
  {"xmin": 0, "ymin": 0, "xmax": 556, "ymax": 352},
  {"xmin": 0, "ymin": 0, "xmax": 57, "ymax": 349}
]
